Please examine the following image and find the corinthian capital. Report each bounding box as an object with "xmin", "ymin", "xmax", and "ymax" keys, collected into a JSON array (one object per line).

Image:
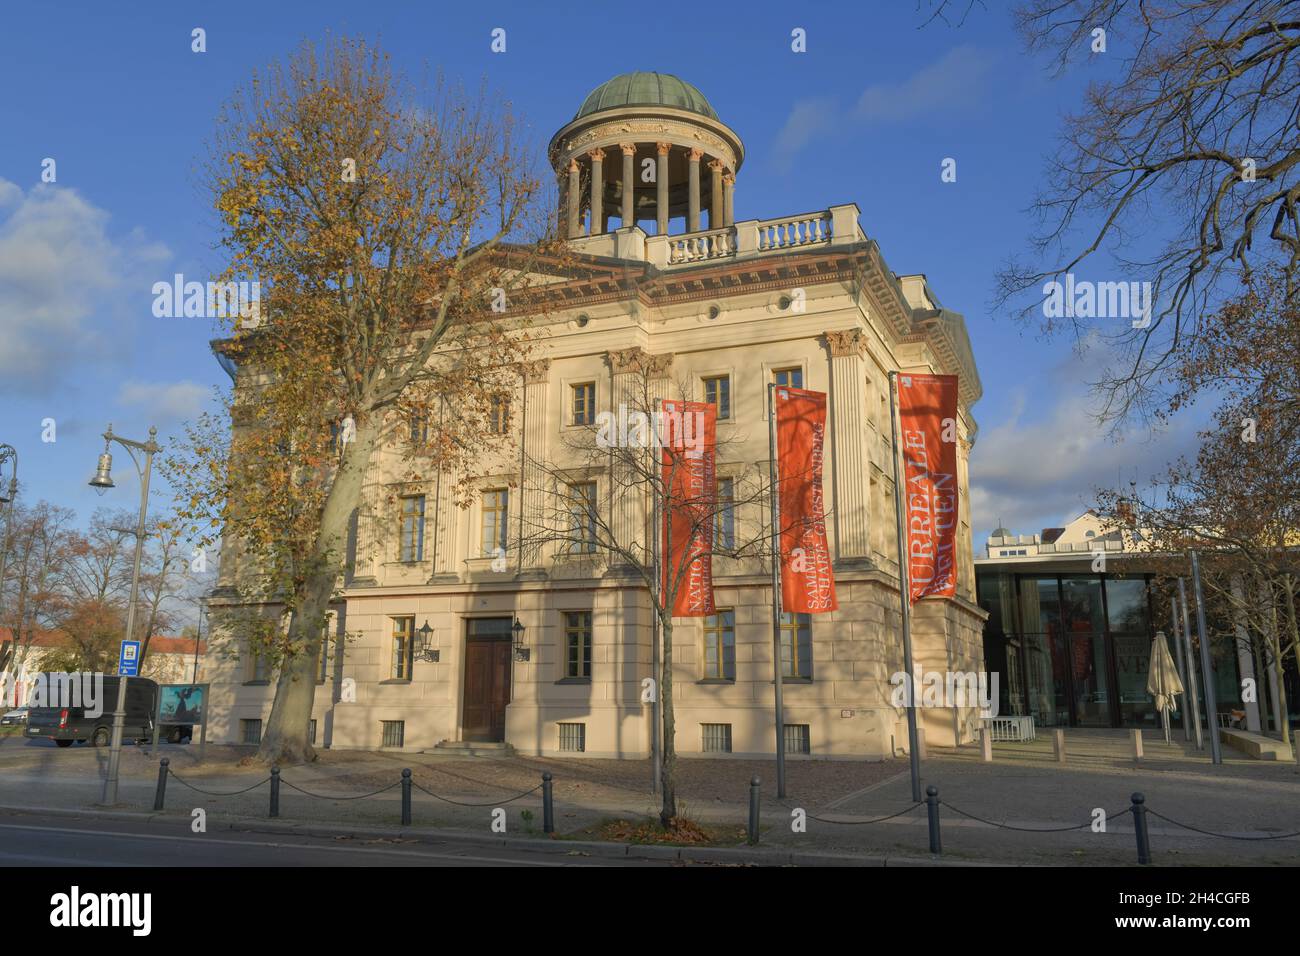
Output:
[{"xmin": 824, "ymin": 328, "xmax": 869, "ymax": 358}]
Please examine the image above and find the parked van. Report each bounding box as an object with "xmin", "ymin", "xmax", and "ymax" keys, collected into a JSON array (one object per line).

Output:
[{"xmin": 26, "ymin": 676, "xmax": 159, "ymax": 747}]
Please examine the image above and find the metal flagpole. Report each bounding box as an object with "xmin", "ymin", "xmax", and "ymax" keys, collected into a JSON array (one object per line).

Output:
[
  {"xmin": 766, "ymin": 384, "xmax": 787, "ymax": 799},
  {"xmin": 1190, "ymin": 552, "xmax": 1222, "ymax": 764},
  {"xmin": 651, "ymin": 453, "xmax": 662, "ymax": 796},
  {"xmin": 1177, "ymin": 578, "xmax": 1203, "ymax": 751},
  {"xmin": 1171, "ymin": 595, "xmax": 1190, "ymax": 742},
  {"xmin": 888, "ymin": 372, "xmax": 922, "ymax": 803}
]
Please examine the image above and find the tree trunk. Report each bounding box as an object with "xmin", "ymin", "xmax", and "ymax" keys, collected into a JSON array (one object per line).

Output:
[
  {"xmin": 658, "ymin": 614, "xmax": 677, "ymax": 827},
  {"xmin": 256, "ymin": 415, "xmax": 380, "ymax": 765}
]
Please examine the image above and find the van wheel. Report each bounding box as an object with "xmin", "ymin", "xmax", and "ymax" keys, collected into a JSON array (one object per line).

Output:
[
  {"xmin": 55, "ymin": 739, "xmax": 74, "ymax": 748},
  {"xmin": 91, "ymin": 727, "xmax": 110, "ymax": 747}
]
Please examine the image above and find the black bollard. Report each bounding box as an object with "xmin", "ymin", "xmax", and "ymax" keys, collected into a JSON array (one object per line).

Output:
[
  {"xmin": 747, "ymin": 776, "xmax": 761, "ymax": 845},
  {"xmin": 153, "ymin": 757, "xmax": 169, "ymax": 811},
  {"xmin": 542, "ymin": 772, "xmax": 554, "ymax": 834},
  {"xmin": 270, "ymin": 766, "xmax": 280, "ymax": 818},
  {"xmin": 1131, "ymin": 792, "xmax": 1150, "ymax": 864},
  {"xmin": 926, "ymin": 785, "xmax": 942, "ymax": 856},
  {"xmin": 401, "ymin": 769, "xmax": 412, "ymax": 826}
]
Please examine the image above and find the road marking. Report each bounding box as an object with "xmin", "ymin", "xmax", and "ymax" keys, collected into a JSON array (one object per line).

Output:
[{"xmin": 0, "ymin": 822, "xmax": 587, "ymax": 866}]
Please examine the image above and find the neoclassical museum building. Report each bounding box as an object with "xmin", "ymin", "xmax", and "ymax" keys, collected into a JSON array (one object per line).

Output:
[{"xmin": 205, "ymin": 72, "xmax": 986, "ymax": 759}]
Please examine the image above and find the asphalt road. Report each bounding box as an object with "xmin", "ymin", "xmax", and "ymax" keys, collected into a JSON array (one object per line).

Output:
[{"xmin": 0, "ymin": 810, "xmax": 672, "ymax": 867}]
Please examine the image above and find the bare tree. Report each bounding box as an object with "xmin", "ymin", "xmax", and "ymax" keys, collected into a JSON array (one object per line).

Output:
[
  {"xmin": 514, "ymin": 365, "xmax": 791, "ymax": 827},
  {"xmin": 995, "ymin": 1, "xmax": 1300, "ymax": 423}
]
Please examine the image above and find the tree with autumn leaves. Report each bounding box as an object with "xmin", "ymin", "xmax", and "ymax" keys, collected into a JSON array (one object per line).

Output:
[
  {"xmin": 1096, "ymin": 273, "xmax": 1300, "ymax": 742},
  {"xmin": 170, "ymin": 37, "xmax": 561, "ymax": 764}
]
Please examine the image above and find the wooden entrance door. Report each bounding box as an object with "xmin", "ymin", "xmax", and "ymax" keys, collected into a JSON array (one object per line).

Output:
[{"xmin": 463, "ymin": 619, "xmax": 513, "ymax": 742}]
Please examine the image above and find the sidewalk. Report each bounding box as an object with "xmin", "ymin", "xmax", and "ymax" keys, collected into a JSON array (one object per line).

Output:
[{"xmin": 2, "ymin": 732, "xmax": 1297, "ymax": 865}]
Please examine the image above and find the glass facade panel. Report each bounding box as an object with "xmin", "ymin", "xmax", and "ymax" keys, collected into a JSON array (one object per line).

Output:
[{"xmin": 1106, "ymin": 577, "xmax": 1150, "ymax": 633}]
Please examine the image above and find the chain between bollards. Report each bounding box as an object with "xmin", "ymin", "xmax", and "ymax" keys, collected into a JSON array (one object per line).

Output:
[
  {"xmin": 401, "ymin": 768, "xmax": 412, "ymax": 826},
  {"xmin": 269, "ymin": 766, "xmax": 280, "ymax": 818},
  {"xmin": 153, "ymin": 757, "xmax": 169, "ymax": 811},
  {"xmin": 542, "ymin": 772, "xmax": 554, "ymax": 834},
  {"xmin": 926, "ymin": 785, "xmax": 942, "ymax": 856},
  {"xmin": 747, "ymin": 776, "xmax": 761, "ymax": 845},
  {"xmin": 1131, "ymin": 792, "xmax": 1150, "ymax": 864}
]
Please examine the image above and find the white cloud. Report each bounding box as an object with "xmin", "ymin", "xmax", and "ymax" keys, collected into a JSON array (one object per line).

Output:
[
  {"xmin": 773, "ymin": 46, "xmax": 996, "ymax": 168},
  {"xmin": 0, "ymin": 180, "xmax": 169, "ymax": 394},
  {"xmin": 969, "ymin": 383, "xmax": 1202, "ymax": 543},
  {"xmin": 117, "ymin": 380, "xmax": 210, "ymax": 421},
  {"xmin": 855, "ymin": 45, "xmax": 994, "ymax": 122}
]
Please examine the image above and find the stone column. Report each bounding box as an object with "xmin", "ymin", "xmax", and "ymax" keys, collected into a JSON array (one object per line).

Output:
[
  {"xmin": 620, "ymin": 144, "xmax": 635, "ymax": 228},
  {"xmin": 823, "ymin": 330, "xmax": 872, "ymax": 564},
  {"xmin": 687, "ymin": 148, "xmax": 702, "ymax": 232},
  {"xmin": 566, "ymin": 159, "xmax": 581, "ymax": 239},
  {"xmin": 723, "ymin": 172, "xmax": 735, "ymax": 227},
  {"xmin": 656, "ymin": 143, "xmax": 670, "ymax": 234},
  {"xmin": 607, "ymin": 348, "xmax": 651, "ymax": 571},
  {"xmin": 519, "ymin": 359, "xmax": 551, "ymax": 577},
  {"xmin": 708, "ymin": 159, "xmax": 724, "ymax": 230},
  {"xmin": 588, "ymin": 148, "xmax": 605, "ymax": 236}
]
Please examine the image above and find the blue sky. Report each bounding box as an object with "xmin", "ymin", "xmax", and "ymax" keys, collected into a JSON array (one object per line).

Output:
[{"xmin": 0, "ymin": 0, "xmax": 1205, "ymax": 548}]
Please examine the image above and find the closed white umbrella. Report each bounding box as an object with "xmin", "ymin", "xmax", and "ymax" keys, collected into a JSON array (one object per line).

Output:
[{"xmin": 1148, "ymin": 630, "xmax": 1186, "ymax": 744}]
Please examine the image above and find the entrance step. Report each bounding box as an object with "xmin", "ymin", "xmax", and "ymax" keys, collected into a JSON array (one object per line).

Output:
[{"xmin": 424, "ymin": 740, "xmax": 516, "ymax": 758}]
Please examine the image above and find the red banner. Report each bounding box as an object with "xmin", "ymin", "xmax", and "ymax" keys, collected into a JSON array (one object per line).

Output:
[
  {"xmin": 660, "ymin": 399, "xmax": 716, "ymax": 617},
  {"xmin": 896, "ymin": 372, "xmax": 959, "ymax": 603},
  {"xmin": 774, "ymin": 386, "xmax": 837, "ymax": 613}
]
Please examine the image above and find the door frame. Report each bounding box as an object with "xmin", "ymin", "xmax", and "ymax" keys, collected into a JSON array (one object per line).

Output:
[{"xmin": 459, "ymin": 616, "xmax": 514, "ymax": 743}]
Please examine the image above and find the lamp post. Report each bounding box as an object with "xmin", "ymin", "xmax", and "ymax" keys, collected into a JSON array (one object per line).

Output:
[
  {"xmin": 511, "ymin": 617, "xmax": 528, "ymax": 662},
  {"xmin": 415, "ymin": 620, "xmax": 439, "ymax": 662},
  {"xmin": 89, "ymin": 424, "xmax": 160, "ymax": 806},
  {"xmin": 0, "ymin": 444, "xmax": 18, "ymax": 613}
]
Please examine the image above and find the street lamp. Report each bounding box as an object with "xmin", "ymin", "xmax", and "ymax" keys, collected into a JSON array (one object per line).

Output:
[
  {"xmin": 88, "ymin": 423, "xmax": 160, "ymax": 806},
  {"xmin": 0, "ymin": 444, "xmax": 18, "ymax": 616},
  {"xmin": 415, "ymin": 620, "xmax": 439, "ymax": 662},
  {"xmin": 511, "ymin": 617, "xmax": 528, "ymax": 662}
]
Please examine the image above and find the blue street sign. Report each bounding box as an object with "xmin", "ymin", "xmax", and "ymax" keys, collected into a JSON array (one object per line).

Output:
[{"xmin": 118, "ymin": 640, "xmax": 141, "ymax": 677}]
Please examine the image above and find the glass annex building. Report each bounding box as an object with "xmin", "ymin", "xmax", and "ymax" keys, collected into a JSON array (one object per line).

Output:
[{"xmin": 975, "ymin": 517, "xmax": 1242, "ymax": 730}]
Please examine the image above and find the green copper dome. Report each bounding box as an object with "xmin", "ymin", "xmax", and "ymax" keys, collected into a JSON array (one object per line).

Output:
[{"xmin": 575, "ymin": 72, "xmax": 718, "ymax": 121}]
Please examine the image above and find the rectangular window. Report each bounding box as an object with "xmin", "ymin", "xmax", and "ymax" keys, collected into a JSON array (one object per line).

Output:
[
  {"xmin": 480, "ymin": 489, "xmax": 509, "ymax": 557},
  {"xmin": 488, "ymin": 394, "xmax": 510, "ymax": 434},
  {"xmin": 571, "ymin": 382, "xmax": 595, "ymax": 425},
  {"xmin": 784, "ymin": 724, "xmax": 811, "ymax": 755},
  {"xmin": 772, "ymin": 367, "xmax": 803, "ymax": 388},
  {"xmin": 391, "ymin": 616, "xmax": 414, "ymax": 680},
  {"xmin": 565, "ymin": 611, "xmax": 593, "ymax": 679},
  {"xmin": 408, "ymin": 410, "xmax": 429, "ymax": 445},
  {"xmin": 558, "ymin": 723, "xmax": 586, "ymax": 752},
  {"xmin": 702, "ymin": 723, "xmax": 732, "ymax": 753},
  {"xmin": 399, "ymin": 496, "xmax": 425, "ymax": 562},
  {"xmin": 241, "ymin": 719, "xmax": 262, "ymax": 745},
  {"xmin": 248, "ymin": 642, "xmax": 270, "ymax": 683},
  {"xmin": 568, "ymin": 481, "xmax": 598, "ymax": 553},
  {"xmin": 778, "ymin": 612, "xmax": 813, "ymax": 679},
  {"xmin": 715, "ymin": 477, "xmax": 735, "ymax": 551},
  {"xmin": 381, "ymin": 720, "xmax": 405, "ymax": 748},
  {"xmin": 308, "ymin": 719, "xmax": 318, "ymax": 745},
  {"xmin": 703, "ymin": 609, "xmax": 736, "ymax": 680},
  {"xmin": 703, "ymin": 375, "xmax": 731, "ymax": 420}
]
